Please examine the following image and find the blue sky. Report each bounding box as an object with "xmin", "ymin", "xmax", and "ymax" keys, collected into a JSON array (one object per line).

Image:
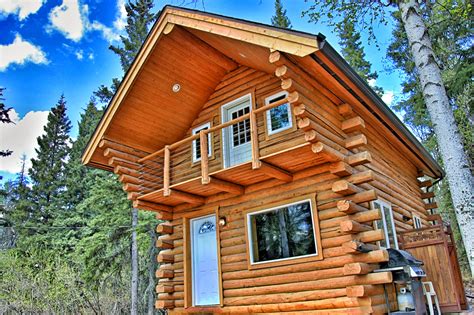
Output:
[{"xmin": 0, "ymin": 0, "xmax": 401, "ymax": 183}]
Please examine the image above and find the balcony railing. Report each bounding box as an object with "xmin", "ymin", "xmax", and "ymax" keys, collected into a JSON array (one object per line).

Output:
[{"xmin": 136, "ymin": 96, "xmax": 291, "ymax": 197}]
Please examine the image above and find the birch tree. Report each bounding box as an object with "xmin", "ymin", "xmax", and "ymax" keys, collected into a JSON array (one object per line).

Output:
[{"xmin": 305, "ymin": 0, "xmax": 474, "ymax": 276}]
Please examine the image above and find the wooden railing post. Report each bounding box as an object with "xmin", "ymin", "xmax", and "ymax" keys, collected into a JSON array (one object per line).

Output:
[
  {"xmin": 200, "ymin": 130, "xmax": 210, "ymax": 184},
  {"xmin": 163, "ymin": 145, "xmax": 170, "ymax": 196},
  {"xmin": 250, "ymin": 111, "xmax": 261, "ymax": 169}
]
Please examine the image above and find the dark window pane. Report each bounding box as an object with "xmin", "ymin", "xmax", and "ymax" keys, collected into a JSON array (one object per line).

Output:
[
  {"xmin": 267, "ymin": 94, "xmax": 290, "ymax": 133},
  {"xmin": 250, "ymin": 201, "xmax": 316, "ymax": 263},
  {"xmin": 193, "ymin": 126, "xmax": 210, "ymax": 160}
]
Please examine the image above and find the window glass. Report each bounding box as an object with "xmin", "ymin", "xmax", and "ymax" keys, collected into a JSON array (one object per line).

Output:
[
  {"xmin": 413, "ymin": 215, "xmax": 422, "ymax": 229},
  {"xmin": 192, "ymin": 123, "xmax": 211, "ymax": 162},
  {"xmin": 265, "ymin": 92, "xmax": 291, "ymax": 134},
  {"xmin": 231, "ymin": 106, "xmax": 251, "ymax": 147},
  {"xmin": 248, "ymin": 200, "xmax": 316, "ymax": 263},
  {"xmin": 373, "ymin": 200, "xmax": 399, "ymax": 249}
]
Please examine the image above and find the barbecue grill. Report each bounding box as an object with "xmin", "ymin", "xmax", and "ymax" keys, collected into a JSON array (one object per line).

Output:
[{"xmin": 374, "ymin": 249, "xmax": 428, "ymax": 314}]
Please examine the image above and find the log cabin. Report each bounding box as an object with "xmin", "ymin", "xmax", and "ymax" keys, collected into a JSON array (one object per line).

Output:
[{"xmin": 82, "ymin": 6, "xmax": 468, "ymax": 314}]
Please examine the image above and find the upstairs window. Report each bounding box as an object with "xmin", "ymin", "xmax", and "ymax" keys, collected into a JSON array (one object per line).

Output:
[
  {"xmin": 192, "ymin": 123, "xmax": 212, "ymax": 163},
  {"xmin": 246, "ymin": 196, "xmax": 321, "ymax": 267},
  {"xmin": 373, "ymin": 200, "xmax": 399, "ymax": 249},
  {"xmin": 265, "ymin": 91, "xmax": 292, "ymax": 135},
  {"xmin": 413, "ymin": 215, "xmax": 423, "ymax": 229}
]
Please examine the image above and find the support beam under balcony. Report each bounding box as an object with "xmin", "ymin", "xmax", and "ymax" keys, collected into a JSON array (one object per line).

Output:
[
  {"xmin": 168, "ymin": 189, "xmax": 205, "ymax": 205},
  {"xmin": 259, "ymin": 161, "xmax": 293, "ymax": 182},
  {"xmin": 207, "ymin": 177, "xmax": 244, "ymax": 195}
]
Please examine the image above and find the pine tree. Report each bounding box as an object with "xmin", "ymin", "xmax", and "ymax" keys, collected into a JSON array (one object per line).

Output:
[
  {"xmin": 28, "ymin": 95, "xmax": 71, "ymax": 231},
  {"xmin": 95, "ymin": 0, "xmax": 157, "ymax": 103},
  {"xmin": 336, "ymin": 15, "xmax": 383, "ymax": 96},
  {"xmin": 271, "ymin": 0, "xmax": 292, "ymax": 29},
  {"xmin": 0, "ymin": 87, "xmax": 13, "ymax": 157}
]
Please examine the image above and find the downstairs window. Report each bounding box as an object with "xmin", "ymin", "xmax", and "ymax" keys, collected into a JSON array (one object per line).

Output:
[
  {"xmin": 373, "ymin": 199, "xmax": 399, "ymax": 249},
  {"xmin": 246, "ymin": 196, "xmax": 322, "ymax": 267}
]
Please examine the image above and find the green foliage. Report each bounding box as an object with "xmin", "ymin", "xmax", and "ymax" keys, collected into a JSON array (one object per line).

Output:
[
  {"xmin": 336, "ymin": 15, "xmax": 384, "ymax": 96},
  {"xmin": 303, "ymin": 1, "xmax": 392, "ymax": 44},
  {"xmin": 111, "ymin": 0, "xmax": 157, "ymax": 72},
  {"xmin": 271, "ymin": 0, "xmax": 292, "ymax": 29}
]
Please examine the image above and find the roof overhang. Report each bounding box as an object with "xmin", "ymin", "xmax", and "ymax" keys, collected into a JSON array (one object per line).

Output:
[
  {"xmin": 81, "ymin": 6, "xmax": 320, "ymax": 170},
  {"xmin": 82, "ymin": 6, "xmax": 443, "ymax": 179}
]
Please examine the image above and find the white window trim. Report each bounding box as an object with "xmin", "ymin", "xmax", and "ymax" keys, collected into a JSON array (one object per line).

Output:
[
  {"xmin": 372, "ymin": 199, "xmax": 399, "ymax": 249},
  {"xmin": 413, "ymin": 215, "xmax": 423, "ymax": 229},
  {"xmin": 220, "ymin": 93, "xmax": 252, "ymax": 168},
  {"xmin": 265, "ymin": 91, "xmax": 292, "ymax": 135},
  {"xmin": 246, "ymin": 198, "xmax": 318, "ymax": 265},
  {"xmin": 192, "ymin": 122, "xmax": 212, "ymax": 163}
]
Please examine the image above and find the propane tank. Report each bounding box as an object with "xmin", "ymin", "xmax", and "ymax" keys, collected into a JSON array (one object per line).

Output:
[{"xmin": 397, "ymin": 287, "xmax": 415, "ymax": 311}]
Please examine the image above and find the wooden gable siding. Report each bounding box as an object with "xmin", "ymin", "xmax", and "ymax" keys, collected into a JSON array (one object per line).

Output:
[{"xmin": 166, "ymin": 65, "xmax": 305, "ymax": 186}]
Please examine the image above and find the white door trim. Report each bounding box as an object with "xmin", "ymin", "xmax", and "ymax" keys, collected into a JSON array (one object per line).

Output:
[{"xmin": 220, "ymin": 93, "xmax": 253, "ymax": 168}]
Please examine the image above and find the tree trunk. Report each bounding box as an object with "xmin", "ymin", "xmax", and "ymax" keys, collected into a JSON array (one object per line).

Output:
[
  {"xmin": 131, "ymin": 207, "xmax": 139, "ymax": 315},
  {"xmin": 147, "ymin": 228, "xmax": 157, "ymax": 315},
  {"xmin": 398, "ymin": 0, "xmax": 474, "ymax": 276}
]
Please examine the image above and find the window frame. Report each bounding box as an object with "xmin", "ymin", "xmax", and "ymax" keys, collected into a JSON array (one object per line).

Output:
[
  {"xmin": 243, "ymin": 194, "xmax": 323, "ymax": 270},
  {"xmin": 264, "ymin": 91, "xmax": 293, "ymax": 136},
  {"xmin": 413, "ymin": 214, "xmax": 423, "ymax": 229},
  {"xmin": 192, "ymin": 122, "xmax": 212, "ymax": 163},
  {"xmin": 372, "ymin": 199, "xmax": 399, "ymax": 249}
]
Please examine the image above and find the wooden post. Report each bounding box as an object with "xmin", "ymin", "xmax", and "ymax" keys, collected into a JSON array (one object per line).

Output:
[
  {"xmin": 250, "ymin": 111, "xmax": 261, "ymax": 169},
  {"xmin": 200, "ymin": 131, "xmax": 210, "ymax": 184},
  {"xmin": 163, "ymin": 145, "xmax": 170, "ymax": 196}
]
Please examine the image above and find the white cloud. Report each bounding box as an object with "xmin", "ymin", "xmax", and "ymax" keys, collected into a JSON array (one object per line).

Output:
[
  {"xmin": 382, "ymin": 90, "xmax": 394, "ymax": 105},
  {"xmin": 0, "ymin": 0, "xmax": 44, "ymax": 20},
  {"xmin": 48, "ymin": 0, "xmax": 125, "ymax": 43},
  {"xmin": 88, "ymin": 52, "xmax": 94, "ymax": 60},
  {"xmin": 0, "ymin": 109, "xmax": 49, "ymax": 174},
  {"xmin": 113, "ymin": 0, "xmax": 127, "ymax": 31},
  {"xmin": 49, "ymin": 0, "xmax": 85, "ymax": 42},
  {"xmin": 0, "ymin": 34, "xmax": 48, "ymax": 71},
  {"xmin": 368, "ymin": 78, "xmax": 376, "ymax": 87},
  {"xmin": 89, "ymin": 21, "xmax": 120, "ymax": 43},
  {"xmin": 75, "ymin": 49, "xmax": 83, "ymax": 60}
]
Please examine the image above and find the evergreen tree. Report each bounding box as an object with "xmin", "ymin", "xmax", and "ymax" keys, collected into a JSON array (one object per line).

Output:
[
  {"xmin": 271, "ymin": 0, "xmax": 292, "ymax": 29},
  {"xmin": 0, "ymin": 87, "xmax": 13, "ymax": 157},
  {"xmin": 336, "ymin": 15, "xmax": 383, "ymax": 96},
  {"xmin": 95, "ymin": 0, "xmax": 157, "ymax": 103},
  {"xmin": 28, "ymin": 95, "xmax": 71, "ymax": 236}
]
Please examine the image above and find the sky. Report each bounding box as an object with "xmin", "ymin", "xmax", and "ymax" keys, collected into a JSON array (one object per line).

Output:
[{"xmin": 0, "ymin": 0, "xmax": 401, "ymax": 183}]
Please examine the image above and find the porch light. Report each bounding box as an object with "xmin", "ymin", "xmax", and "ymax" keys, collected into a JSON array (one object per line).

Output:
[
  {"xmin": 218, "ymin": 217, "xmax": 226, "ymax": 227},
  {"xmin": 172, "ymin": 83, "xmax": 181, "ymax": 93}
]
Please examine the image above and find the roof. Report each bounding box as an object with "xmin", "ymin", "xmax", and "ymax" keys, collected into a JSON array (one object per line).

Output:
[{"xmin": 82, "ymin": 5, "xmax": 444, "ymax": 179}]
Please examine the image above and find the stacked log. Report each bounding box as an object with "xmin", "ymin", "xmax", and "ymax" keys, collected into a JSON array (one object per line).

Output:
[{"xmin": 99, "ymin": 138, "xmax": 162, "ymax": 201}]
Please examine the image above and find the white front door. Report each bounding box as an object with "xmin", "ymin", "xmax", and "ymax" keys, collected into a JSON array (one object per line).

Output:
[
  {"xmin": 222, "ymin": 95, "xmax": 252, "ymax": 167},
  {"xmin": 191, "ymin": 215, "xmax": 220, "ymax": 306}
]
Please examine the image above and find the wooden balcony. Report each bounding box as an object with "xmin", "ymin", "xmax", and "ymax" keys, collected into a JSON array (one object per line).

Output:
[{"xmin": 125, "ymin": 96, "xmax": 342, "ymax": 209}]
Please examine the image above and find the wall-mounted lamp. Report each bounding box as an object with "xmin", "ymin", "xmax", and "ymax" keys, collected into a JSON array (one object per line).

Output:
[
  {"xmin": 172, "ymin": 83, "xmax": 181, "ymax": 93},
  {"xmin": 219, "ymin": 217, "xmax": 226, "ymax": 227}
]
